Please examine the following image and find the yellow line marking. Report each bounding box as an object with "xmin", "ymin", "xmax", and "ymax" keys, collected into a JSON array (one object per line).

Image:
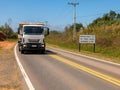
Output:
[{"xmin": 49, "ymin": 55, "xmax": 120, "ymax": 87}]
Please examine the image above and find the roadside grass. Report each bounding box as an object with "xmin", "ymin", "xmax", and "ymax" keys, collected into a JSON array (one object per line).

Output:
[
  {"xmin": 46, "ymin": 24, "xmax": 120, "ymax": 64},
  {"xmin": 0, "ymin": 40, "xmax": 20, "ymax": 90}
]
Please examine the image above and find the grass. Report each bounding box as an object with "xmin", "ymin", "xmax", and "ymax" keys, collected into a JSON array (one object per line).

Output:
[
  {"xmin": 0, "ymin": 40, "xmax": 21, "ymax": 90},
  {"xmin": 46, "ymin": 24, "xmax": 120, "ymax": 64}
]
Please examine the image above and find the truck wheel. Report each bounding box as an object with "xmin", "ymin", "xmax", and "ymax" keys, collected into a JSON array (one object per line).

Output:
[
  {"xmin": 19, "ymin": 47, "xmax": 21, "ymax": 51},
  {"xmin": 19, "ymin": 46, "xmax": 22, "ymax": 52},
  {"xmin": 41, "ymin": 49, "xmax": 45, "ymax": 54},
  {"xmin": 21, "ymin": 50, "xmax": 24, "ymax": 54}
]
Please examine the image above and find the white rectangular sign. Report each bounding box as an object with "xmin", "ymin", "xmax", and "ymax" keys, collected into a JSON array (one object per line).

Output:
[{"xmin": 79, "ymin": 35, "xmax": 95, "ymax": 44}]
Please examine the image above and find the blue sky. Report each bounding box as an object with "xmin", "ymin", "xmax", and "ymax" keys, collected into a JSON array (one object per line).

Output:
[{"xmin": 0, "ymin": 0, "xmax": 120, "ymax": 31}]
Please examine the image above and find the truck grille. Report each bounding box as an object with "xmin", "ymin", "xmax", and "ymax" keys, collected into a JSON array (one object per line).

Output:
[{"xmin": 28, "ymin": 39, "xmax": 40, "ymax": 43}]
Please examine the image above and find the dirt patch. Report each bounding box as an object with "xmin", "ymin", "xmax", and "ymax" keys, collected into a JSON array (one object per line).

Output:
[
  {"xmin": 0, "ymin": 41, "xmax": 16, "ymax": 49},
  {"xmin": 0, "ymin": 40, "xmax": 21, "ymax": 90}
]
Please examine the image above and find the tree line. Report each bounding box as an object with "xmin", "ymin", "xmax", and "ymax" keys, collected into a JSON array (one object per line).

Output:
[
  {"xmin": 89, "ymin": 10, "xmax": 120, "ymax": 26},
  {"xmin": 0, "ymin": 23, "xmax": 17, "ymax": 40},
  {"xmin": 63, "ymin": 10, "xmax": 120, "ymax": 32}
]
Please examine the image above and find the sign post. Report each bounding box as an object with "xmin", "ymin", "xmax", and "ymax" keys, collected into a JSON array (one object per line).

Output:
[
  {"xmin": 79, "ymin": 43, "xmax": 81, "ymax": 52},
  {"xmin": 79, "ymin": 35, "xmax": 96, "ymax": 52}
]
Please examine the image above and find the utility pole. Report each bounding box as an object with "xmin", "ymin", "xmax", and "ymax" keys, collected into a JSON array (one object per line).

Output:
[{"xmin": 68, "ymin": 2, "xmax": 79, "ymax": 41}]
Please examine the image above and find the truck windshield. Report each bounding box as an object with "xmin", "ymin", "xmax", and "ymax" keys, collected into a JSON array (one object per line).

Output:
[{"xmin": 24, "ymin": 26, "xmax": 43, "ymax": 35}]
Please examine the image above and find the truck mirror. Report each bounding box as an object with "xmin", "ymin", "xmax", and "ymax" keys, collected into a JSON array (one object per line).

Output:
[
  {"xmin": 44, "ymin": 27, "xmax": 49, "ymax": 36},
  {"xmin": 47, "ymin": 28, "xmax": 49, "ymax": 35},
  {"xmin": 18, "ymin": 27, "xmax": 23, "ymax": 35}
]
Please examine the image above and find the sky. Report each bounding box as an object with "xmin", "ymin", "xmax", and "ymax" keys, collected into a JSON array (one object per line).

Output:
[{"xmin": 0, "ymin": 0, "xmax": 120, "ymax": 31}]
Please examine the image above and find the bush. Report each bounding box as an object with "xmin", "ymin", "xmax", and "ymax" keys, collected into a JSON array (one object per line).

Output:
[
  {"xmin": 0, "ymin": 23, "xmax": 17, "ymax": 39},
  {"xmin": 97, "ymin": 37, "xmax": 112, "ymax": 47},
  {"xmin": 9, "ymin": 33, "xmax": 17, "ymax": 39}
]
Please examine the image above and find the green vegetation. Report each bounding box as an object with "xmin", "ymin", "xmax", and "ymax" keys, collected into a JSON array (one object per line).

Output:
[
  {"xmin": 90, "ymin": 10, "xmax": 120, "ymax": 26},
  {"xmin": 0, "ymin": 23, "xmax": 17, "ymax": 40},
  {"xmin": 47, "ymin": 10, "xmax": 120, "ymax": 63}
]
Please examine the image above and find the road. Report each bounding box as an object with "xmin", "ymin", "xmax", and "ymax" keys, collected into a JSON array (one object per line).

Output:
[{"xmin": 15, "ymin": 45, "xmax": 120, "ymax": 90}]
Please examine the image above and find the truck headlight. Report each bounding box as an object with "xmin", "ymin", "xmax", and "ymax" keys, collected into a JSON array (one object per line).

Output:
[
  {"xmin": 23, "ymin": 44, "xmax": 27, "ymax": 47},
  {"xmin": 41, "ymin": 44, "xmax": 45, "ymax": 47}
]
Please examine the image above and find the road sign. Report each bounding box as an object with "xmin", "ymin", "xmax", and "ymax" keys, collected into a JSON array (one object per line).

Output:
[
  {"xmin": 79, "ymin": 35, "xmax": 95, "ymax": 44},
  {"xmin": 79, "ymin": 35, "xmax": 96, "ymax": 52}
]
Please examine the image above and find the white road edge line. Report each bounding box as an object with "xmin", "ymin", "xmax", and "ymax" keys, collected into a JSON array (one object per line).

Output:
[
  {"xmin": 48, "ymin": 46, "xmax": 120, "ymax": 66},
  {"xmin": 14, "ymin": 44, "xmax": 35, "ymax": 90}
]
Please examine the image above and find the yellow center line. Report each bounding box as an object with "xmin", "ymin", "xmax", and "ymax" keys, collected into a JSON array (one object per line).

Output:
[{"xmin": 49, "ymin": 54, "xmax": 120, "ymax": 87}]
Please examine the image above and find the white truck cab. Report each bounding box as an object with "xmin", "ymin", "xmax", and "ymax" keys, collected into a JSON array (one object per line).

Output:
[{"xmin": 18, "ymin": 22, "xmax": 49, "ymax": 54}]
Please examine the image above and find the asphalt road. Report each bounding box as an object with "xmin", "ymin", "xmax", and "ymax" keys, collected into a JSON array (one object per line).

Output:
[{"xmin": 15, "ymin": 46, "xmax": 120, "ymax": 90}]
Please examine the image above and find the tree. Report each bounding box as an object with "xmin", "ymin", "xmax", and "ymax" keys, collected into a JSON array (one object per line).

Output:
[
  {"xmin": 117, "ymin": 14, "xmax": 120, "ymax": 19},
  {"xmin": 0, "ymin": 22, "xmax": 17, "ymax": 39},
  {"xmin": 89, "ymin": 10, "xmax": 120, "ymax": 26},
  {"xmin": 70, "ymin": 23, "xmax": 84, "ymax": 32},
  {"xmin": 2, "ymin": 23, "xmax": 13, "ymax": 38},
  {"xmin": 109, "ymin": 10, "xmax": 117, "ymax": 20},
  {"xmin": 92, "ymin": 17, "xmax": 102, "ymax": 24},
  {"xmin": 103, "ymin": 14, "xmax": 110, "ymax": 21}
]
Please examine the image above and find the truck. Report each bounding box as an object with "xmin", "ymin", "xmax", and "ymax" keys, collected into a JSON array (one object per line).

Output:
[{"xmin": 18, "ymin": 22, "xmax": 49, "ymax": 54}]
